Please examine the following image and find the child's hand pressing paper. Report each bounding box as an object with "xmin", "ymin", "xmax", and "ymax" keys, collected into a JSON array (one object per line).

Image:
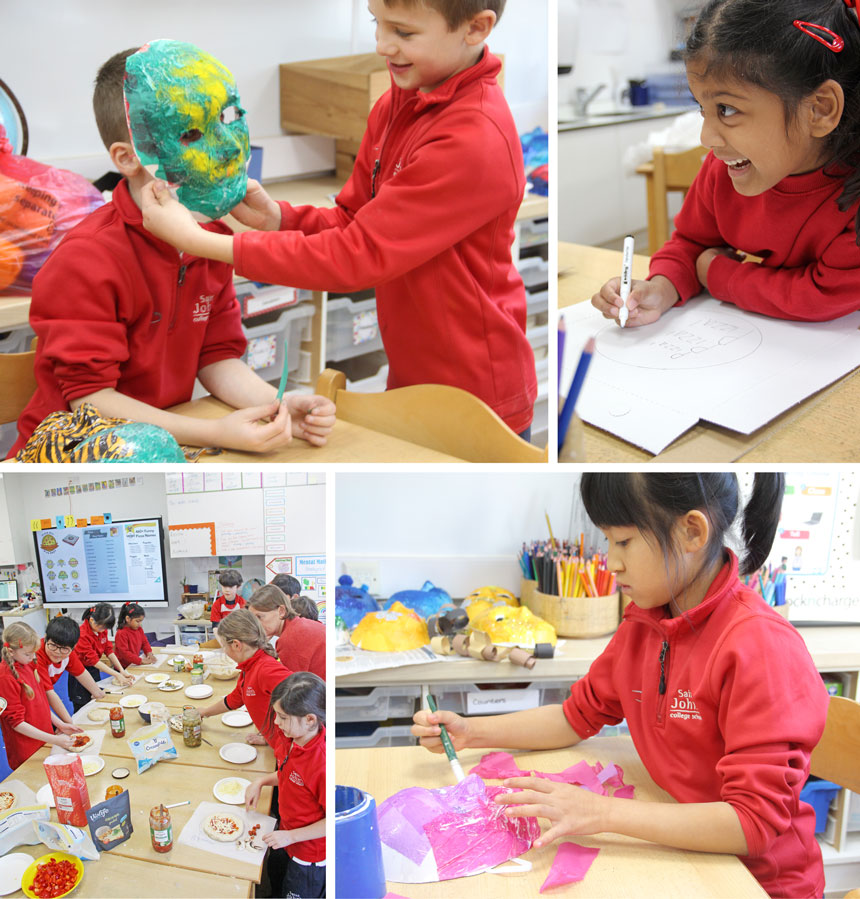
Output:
[
  {"xmin": 496, "ymin": 776, "xmax": 610, "ymax": 848},
  {"xmin": 230, "ymin": 180, "xmax": 282, "ymax": 232},
  {"xmin": 286, "ymin": 395, "xmax": 337, "ymax": 446},
  {"xmin": 140, "ymin": 180, "xmax": 200, "ymax": 250},
  {"xmin": 591, "ymin": 274, "xmax": 680, "ymax": 328}
]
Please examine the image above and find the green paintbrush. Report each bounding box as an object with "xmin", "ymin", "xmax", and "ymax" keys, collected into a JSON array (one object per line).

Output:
[
  {"xmin": 275, "ymin": 337, "xmax": 289, "ymax": 403},
  {"xmin": 426, "ymin": 693, "xmax": 465, "ymax": 782}
]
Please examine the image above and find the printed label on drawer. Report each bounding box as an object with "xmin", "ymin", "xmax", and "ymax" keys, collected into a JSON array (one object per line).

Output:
[
  {"xmin": 245, "ymin": 287, "xmax": 298, "ymax": 317},
  {"xmin": 352, "ymin": 310, "xmax": 378, "ymax": 345},
  {"xmin": 466, "ymin": 688, "xmax": 540, "ymax": 714},
  {"xmin": 245, "ymin": 334, "xmax": 278, "ymax": 371}
]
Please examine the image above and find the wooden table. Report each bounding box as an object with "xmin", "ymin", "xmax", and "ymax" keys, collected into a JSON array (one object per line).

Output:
[
  {"xmin": 1, "ymin": 665, "xmax": 278, "ymax": 898},
  {"xmin": 169, "ymin": 367, "xmax": 547, "ymax": 464},
  {"xmin": 335, "ymin": 740, "xmax": 767, "ymax": 898},
  {"xmin": 559, "ymin": 242, "xmax": 860, "ymax": 461}
]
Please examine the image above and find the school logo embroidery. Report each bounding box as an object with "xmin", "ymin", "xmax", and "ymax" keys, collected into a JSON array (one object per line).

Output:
[
  {"xmin": 289, "ymin": 770, "xmax": 304, "ymax": 787},
  {"xmin": 668, "ymin": 688, "xmax": 702, "ymax": 722},
  {"xmin": 192, "ymin": 295, "xmax": 213, "ymax": 323},
  {"xmin": 393, "ymin": 158, "xmax": 403, "ymax": 176},
  {"xmin": 245, "ymin": 685, "xmax": 256, "ymax": 697}
]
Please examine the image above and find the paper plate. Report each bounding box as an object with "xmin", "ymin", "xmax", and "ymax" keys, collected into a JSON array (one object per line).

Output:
[
  {"xmin": 158, "ymin": 680, "xmax": 184, "ymax": 692},
  {"xmin": 219, "ymin": 742, "xmax": 258, "ymax": 764},
  {"xmin": 221, "ymin": 710, "xmax": 253, "ymax": 728},
  {"xmin": 0, "ymin": 697, "xmax": 7, "ymax": 715},
  {"xmin": 119, "ymin": 694, "xmax": 147, "ymax": 708},
  {"xmin": 212, "ymin": 776, "xmax": 251, "ymax": 805},
  {"xmin": 144, "ymin": 673, "xmax": 170, "ymax": 684},
  {"xmin": 21, "ymin": 852, "xmax": 84, "ymax": 899},
  {"xmin": 36, "ymin": 785, "xmax": 55, "ymax": 808},
  {"xmin": 81, "ymin": 755, "xmax": 105, "ymax": 777},
  {"xmin": 0, "ymin": 854, "xmax": 32, "ymax": 896},
  {"xmin": 185, "ymin": 684, "xmax": 214, "ymax": 699}
]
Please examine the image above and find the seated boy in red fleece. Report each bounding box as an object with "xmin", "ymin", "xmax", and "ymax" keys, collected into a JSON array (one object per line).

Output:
[
  {"xmin": 210, "ymin": 570, "xmax": 246, "ymax": 626},
  {"xmin": 139, "ymin": 2, "xmax": 537, "ymax": 439},
  {"xmin": 11, "ymin": 41, "xmax": 335, "ymax": 459}
]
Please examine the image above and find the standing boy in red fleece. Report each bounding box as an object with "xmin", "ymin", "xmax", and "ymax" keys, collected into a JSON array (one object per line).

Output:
[
  {"xmin": 210, "ymin": 570, "xmax": 245, "ymax": 627},
  {"xmin": 140, "ymin": 1, "xmax": 537, "ymax": 438}
]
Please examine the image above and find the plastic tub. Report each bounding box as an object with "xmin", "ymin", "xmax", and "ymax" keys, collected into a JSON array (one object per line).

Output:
[
  {"xmin": 800, "ymin": 776, "xmax": 840, "ymax": 833},
  {"xmin": 335, "ymin": 685, "xmax": 422, "ymax": 723},
  {"xmin": 326, "ymin": 293, "xmax": 384, "ymax": 361},
  {"xmin": 242, "ymin": 302, "xmax": 314, "ymax": 381}
]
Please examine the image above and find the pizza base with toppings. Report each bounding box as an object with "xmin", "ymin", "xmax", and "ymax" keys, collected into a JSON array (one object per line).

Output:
[
  {"xmin": 202, "ymin": 811, "xmax": 244, "ymax": 842},
  {"xmin": 70, "ymin": 734, "xmax": 93, "ymax": 752},
  {"xmin": 0, "ymin": 790, "xmax": 15, "ymax": 810}
]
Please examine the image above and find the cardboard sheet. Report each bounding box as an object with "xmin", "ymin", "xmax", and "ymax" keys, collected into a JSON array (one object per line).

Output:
[{"xmin": 561, "ymin": 298, "xmax": 860, "ymax": 454}]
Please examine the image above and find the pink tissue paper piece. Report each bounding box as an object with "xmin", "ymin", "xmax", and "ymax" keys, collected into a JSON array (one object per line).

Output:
[
  {"xmin": 383, "ymin": 894, "xmax": 411, "ymax": 898},
  {"xmin": 540, "ymin": 841, "xmax": 601, "ymax": 892},
  {"xmin": 470, "ymin": 752, "xmax": 634, "ymax": 799},
  {"xmin": 377, "ymin": 773, "xmax": 540, "ymax": 881}
]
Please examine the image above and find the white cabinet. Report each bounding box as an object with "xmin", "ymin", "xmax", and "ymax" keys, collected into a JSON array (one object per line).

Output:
[{"xmin": 559, "ymin": 114, "xmax": 689, "ymax": 245}]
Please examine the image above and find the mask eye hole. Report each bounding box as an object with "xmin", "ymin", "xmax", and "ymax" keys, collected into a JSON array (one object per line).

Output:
[
  {"xmin": 221, "ymin": 105, "xmax": 243, "ymax": 125},
  {"xmin": 180, "ymin": 129, "xmax": 203, "ymax": 145}
]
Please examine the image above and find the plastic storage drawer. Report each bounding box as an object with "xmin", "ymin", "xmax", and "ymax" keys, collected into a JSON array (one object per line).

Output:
[
  {"xmin": 431, "ymin": 680, "xmax": 574, "ymax": 715},
  {"xmin": 336, "ymin": 724, "xmax": 416, "ymax": 749},
  {"xmin": 326, "ymin": 292, "xmax": 384, "ymax": 362},
  {"xmin": 336, "ymin": 685, "xmax": 422, "ymax": 723},
  {"xmin": 242, "ymin": 303, "xmax": 314, "ymax": 381},
  {"xmin": 518, "ymin": 217, "xmax": 549, "ymax": 249}
]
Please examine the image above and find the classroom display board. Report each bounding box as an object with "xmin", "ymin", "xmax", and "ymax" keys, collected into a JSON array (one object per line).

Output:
[
  {"xmin": 165, "ymin": 472, "xmax": 325, "ymax": 558},
  {"xmin": 32, "ymin": 518, "xmax": 169, "ymax": 607}
]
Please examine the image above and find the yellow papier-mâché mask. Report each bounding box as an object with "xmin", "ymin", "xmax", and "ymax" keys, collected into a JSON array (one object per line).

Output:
[{"xmin": 124, "ymin": 39, "xmax": 250, "ymax": 219}]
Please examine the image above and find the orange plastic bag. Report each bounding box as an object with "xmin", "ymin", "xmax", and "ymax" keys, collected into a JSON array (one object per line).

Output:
[
  {"xmin": 0, "ymin": 124, "xmax": 103, "ymax": 293},
  {"xmin": 43, "ymin": 754, "xmax": 91, "ymax": 827}
]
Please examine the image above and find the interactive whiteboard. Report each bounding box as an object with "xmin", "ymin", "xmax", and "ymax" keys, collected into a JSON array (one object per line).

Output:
[{"xmin": 33, "ymin": 518, "xmax": 169, "ymax": 607}]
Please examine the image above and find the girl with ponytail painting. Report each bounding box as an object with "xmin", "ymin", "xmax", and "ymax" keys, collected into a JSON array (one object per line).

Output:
[{"xmin": 414, "ymin": 473, "xmax": 829, "ymax": 899}]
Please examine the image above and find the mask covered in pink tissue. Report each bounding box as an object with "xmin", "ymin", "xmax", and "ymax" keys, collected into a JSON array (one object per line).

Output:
[{"xmin": 377, "ymin": 773, "xmax": 539, "ymax": 883}]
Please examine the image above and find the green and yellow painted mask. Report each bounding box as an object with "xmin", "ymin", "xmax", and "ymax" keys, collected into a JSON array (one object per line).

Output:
[{"xmin": 124, "ymin": 39, "xmax": 250, "ymax": 219}]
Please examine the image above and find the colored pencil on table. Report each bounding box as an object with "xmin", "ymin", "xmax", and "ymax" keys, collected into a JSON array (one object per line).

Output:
[{"xmin": 558, "ymin": 336, "xmax": 595, "ymax": 452}]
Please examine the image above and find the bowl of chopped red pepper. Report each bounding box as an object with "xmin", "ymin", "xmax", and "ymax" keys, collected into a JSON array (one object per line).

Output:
[{"xmin": 21, "ymin": 852, "xmax": 83, "ymax": 899}]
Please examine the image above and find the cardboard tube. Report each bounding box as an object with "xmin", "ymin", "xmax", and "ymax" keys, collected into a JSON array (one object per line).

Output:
[
  {"xmin": 508, "ymin": 647, "xmax": 535, "ymax": 668},
  {"xmin": 452, "ymin": 634, "xmax": 471, "ymax": 656},
  {"xmin": 533, "ymin": 642, "xmax": 555, "ymax": 659}
]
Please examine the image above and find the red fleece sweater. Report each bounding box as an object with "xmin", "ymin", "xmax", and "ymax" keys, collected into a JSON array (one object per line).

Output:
[
  {"xmin": 35, "ymin": 639, "xmax": 85, "ymax": 686},
  {"xmin": 233, "ymin": 48, "xmax": 536, "ymax": 434},
  {"xmin": 275, "ymin": 617, "xmax": 326, "ymax": 681},
  {"xmin": 649, "ymin": 152, "xmax": 860, "ymax": 321},
  {"xmin": 562, "ymin": 551, "xmax": 827, "ymax": 899},
  {"xmin": 0, "ymin": 658, "xmax": 53, "ymax": 769},
  {"xmin": 114, "ymin": 627, "xmax": 153, "ymax": 668},
  {"xmin": 74, "ymin": 619, "xmax": 114, "ymax": 668},
  {"xmin": 11, "ymin": 179, "xmax": 246, "ymax": 456},
  {"xmin": 277, "ymin": 726, "xmax": 326, "ymax": 862},
  {"xmin": 225, "ymin": 649, "xmax": 292, "ymax": 753}
]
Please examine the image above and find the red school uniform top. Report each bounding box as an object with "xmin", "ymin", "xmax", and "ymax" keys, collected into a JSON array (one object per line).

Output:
[
  {"xmin": 209, "ymin": 595, "xmax": 245, "ymax": 624},
  {"xmin": 113, "ymin": 627, "xmax": 153, "ymax": 668},
  {"xmin": 562, "ymin": 551, "xmax": 828, "ymax": 899},
  {"xmin": 75, "ymin": 619, "xmax": 113, "ymax": 668},
  {"xmin": 224, "ymin": 649, "xmax": 292, "ymax": 750},
  {"xmin": 0, "ymin": 658, "xmax": 54, "ymax": 769},
  {"xmin": 275, "ymin": 617, "xmax": 326, "ymax": 681},
  {"xmin": 648, "ymin": 152, "xmax": 860, "ymax": 320},
  {"xmin": 277, "ymin": 726, "xmax": 326, "ymax": 863},
  {"xmin": 11, "ymin": 178, "xmax": 246, "ymax": 456},
  {"xmin": 35, "ymin": 638, "xmax": 85, "ymax": 687},
  {"xmin": 233, "ymin": 48, "xmax": 536, "ymax": 435}
]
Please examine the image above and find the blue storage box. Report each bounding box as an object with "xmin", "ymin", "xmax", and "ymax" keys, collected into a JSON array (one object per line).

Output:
[{"xmin": 800, "ymin": 776, "xmax": 840, "ymax": 833}]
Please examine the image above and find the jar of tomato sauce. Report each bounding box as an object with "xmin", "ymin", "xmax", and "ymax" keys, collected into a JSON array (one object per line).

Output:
[
  {"xmin": 150, "ymin": 804, "xmax": 173, "ymax": 852},
  {"xmin": 109, "ymin": 705, "xmax": 125, "ymax": 738}
]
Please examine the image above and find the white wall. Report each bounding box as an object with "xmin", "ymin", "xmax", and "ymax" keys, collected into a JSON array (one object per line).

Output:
[
  {"xmin": 0, "ymin": 0, "xmax": 547, "ymax": 177},
  {"xmin": 0, "ymin": 472, "xmax": 267, "ymax": 637},
  {"xmin": 336, "ymin": 472, "xmax": 602, "ymax": 597},
  {"xmin": 559, "ymin": 0, "xmax": 685, "ymax": 107}
]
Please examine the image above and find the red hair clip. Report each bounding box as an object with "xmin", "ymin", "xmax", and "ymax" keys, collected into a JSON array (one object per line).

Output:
[{"xmin": 794, "ymin": 20, "xmax": 845, "ymax": 51}]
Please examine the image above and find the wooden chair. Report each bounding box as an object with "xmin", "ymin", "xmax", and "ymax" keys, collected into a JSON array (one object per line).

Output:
[
  {"xmin": 641, "ymin": 145, "xmax": 708, "ymax": 254},
  {"xmin": 316, "ymin": 368, "xmax": 547, "ymax": 463},
  {"xmin": 809, "ymin": 695, "xmax": 860, "ymax": 899},
  {"xmin": 0, "ymin": 342, "xmax": 37, "ymax": 426}
]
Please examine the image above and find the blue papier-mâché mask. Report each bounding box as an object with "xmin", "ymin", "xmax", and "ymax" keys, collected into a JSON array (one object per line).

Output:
[{"xmin": 124, "ymin": 39, "xmax": 250, "ymax": 219}]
